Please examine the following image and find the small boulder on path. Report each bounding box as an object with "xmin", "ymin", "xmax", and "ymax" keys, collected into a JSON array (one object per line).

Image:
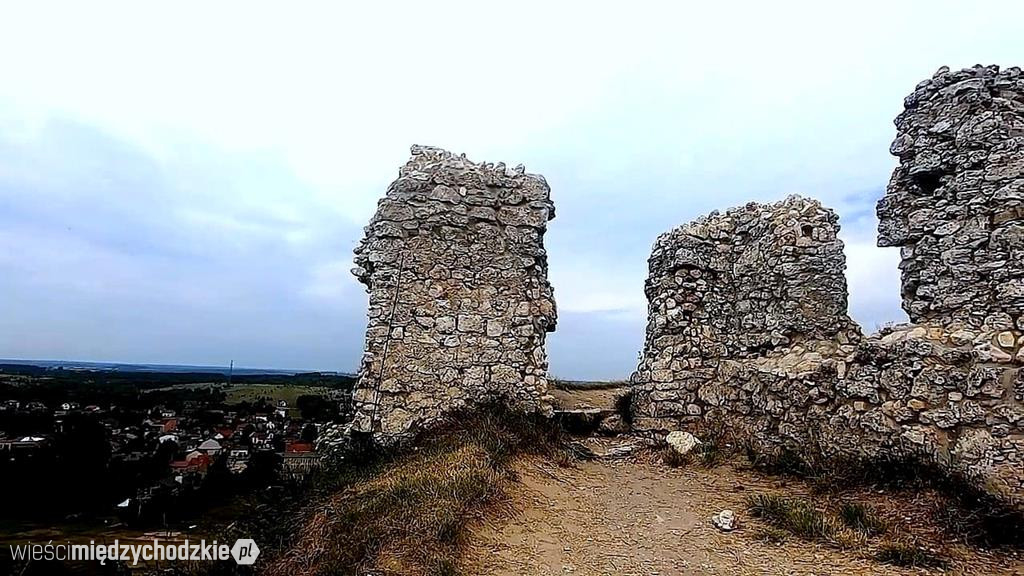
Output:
[
  {"xmin": 712, "ymin": 509, "xmax": 736, "ymax": 532},
  {"xmin": 665, "ymin": 430, "xmax": 701, "ymax": 456}
]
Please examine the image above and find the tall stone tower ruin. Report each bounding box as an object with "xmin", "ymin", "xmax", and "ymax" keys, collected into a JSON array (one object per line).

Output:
[
  {"xmin": 349, "ymin": 145, "xmax": 557, "ymax": 443},
  {"xmin": 878, "ymin": 64, "xmax": 1024, "ymax": 329}
]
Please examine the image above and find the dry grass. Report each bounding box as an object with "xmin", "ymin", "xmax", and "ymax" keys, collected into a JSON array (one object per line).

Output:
[
  {"xmin": 746, "ymin": 494, "xmax": 876, "ymax": 550},
  {"xmin": 838, "ymin": 501, "xmax": 889, "ymax": 536},
  {"xmin": 657, "ymin": 419, "xmax": 736, "ymax": 469},
  {"xmin": 282, "ymin": 443, "xmax": 493, "ymax": 575},
  {"xmin": 746, "ymin": 494, "xmax": 842, "ymax": 541},
  {"xmin": 874, "ymin": 539, "xmax": 947, "ymax": 569},
  {"xmin": 660, "ymin": 446, "xmax": 690, "ymax": 468},
  {"xmin": 754, "ymin": 525, "xmax": 790, "ymax": 543},
  {"xmin": 263, "ymin": 409, "xmax": 565, "ymax": 576},
  {"xmin": 746, "ymin": 443, "xmax": 1024, "ymax": 550},
  {"xmin": 613, "ymin": 389, "xmax": 634, "ymax": 427},
  {"xmin": 746, "ymin": 493, "xmax": 955, "ymax": 567},
  {"xmin": 693, "ymin": 418, "xmax": 734, "ymax": 467}
]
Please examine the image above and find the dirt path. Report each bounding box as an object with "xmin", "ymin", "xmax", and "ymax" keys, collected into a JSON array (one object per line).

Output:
[{"xmin": 463, "ymin": 455, "xmax": 1024, "ymax": 576}]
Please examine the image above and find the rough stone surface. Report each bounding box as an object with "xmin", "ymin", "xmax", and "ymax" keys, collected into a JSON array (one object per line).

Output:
[
  {"xmin": 847, "ymin": 67, "xmax": 1024, "ymax": 503},
  {"xmin": 712, "ymin": 509, "xmax": 736, "ymax": 532},
  {"xmin": 630, "ymin": 66, "xmax": 1024, "ymax": 509},
  {"xmin": 630, "ymin": 195, "xmax": 861, "ymax": 437},
  {"xmin": 878, "ymin": 64, "xmax": 1024, "ymax": 328},
  {"xmin": 644, "ymin": 194, "xmax": 856, "ymax": 360},
  {"xmin": 834, "ymin": 324, "xmax": 1024, "ymax": 501},
  {"xmin": 632, "ymin": 202, "xmax": 1024, "ymax": 506},
  {"xmin": 348, "ymin": 145, "xmax": 557, "ymax": 443},
  {"xmin": 665, "ymin": 430, "xmax": 701, "ymax": 456},
  {"xmin": 597, "ymin": 413, "xmax": 630, "ymax": 436}
]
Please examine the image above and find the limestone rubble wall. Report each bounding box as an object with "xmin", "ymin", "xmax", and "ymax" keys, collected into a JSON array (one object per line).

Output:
[
  {"xmin": 630, "ymin": 66, "xmax": 1024, "ymax": 507},
  {"xmin": 630, "ymin": 195, "xmax": 862, "ymax": 443},
  {"xmin": 878, "ymin": 64, "xmax": 1024, "ymax": 328},
  {"xmin": 640, "ymin": 195, "xmax": 856, "ymax": 364},
  {"xmin": 348, "ymin": 145, "xmax": 557, "ymax": 443},
  {"xmin": 834, "ymin": 325, "xmax": 1024, "ymax": 502},
  {"xmin": 630, "ymin": 217, "xmax": 1024, "ymax": 506}
]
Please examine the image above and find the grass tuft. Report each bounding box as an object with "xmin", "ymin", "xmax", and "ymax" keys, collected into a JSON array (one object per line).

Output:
[
  {"xmin": 614, "ymin": 390, "xmax": 635, "ymax": 427},
  {"xmin": 746, "ymin": 494, "xmax": 840, "ymax": 541},
  {"xmin": 755, "ymin": 525, "xmax": 790, "ymax": 543},
  {"xmin": 694, "ymin": 418, "xmax": 732, "ymax": 467},
  {"xmin": 658, "ymin": 420, "xmax": 733, "ymax": 469},
  {"xmin": 875, "ymin": 540, "xmax": 947, "ymax": 569},
  {"xmin": 746, "ymin": 494, "xmax": 873, "ymax": 550},
  {"xmin": 660, "ymin": 447, "xmax": 690, "ymax": 468},
  {"xmin": 838, "ymin": 502, "xmax": 888, "ymax": 536},
  {"xmin": 746, "ymin": 443, "xmax": 1024, "ymax": 549},
  {"xmin": 746, "ymin": 445, "xmax": 826, "ymax": 479}
]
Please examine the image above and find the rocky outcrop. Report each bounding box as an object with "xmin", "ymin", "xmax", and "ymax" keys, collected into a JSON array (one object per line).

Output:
[
  {"xmin": 629, "ymin": 66, "xmax": 1024, "ymax": 508},
  {"xmin": 348, "ymin": 145, "xmax": 557, "ymax": 444},
  {"xmin": 878, "ymin": 64, "xmax": 1024, "ymax": 329}
]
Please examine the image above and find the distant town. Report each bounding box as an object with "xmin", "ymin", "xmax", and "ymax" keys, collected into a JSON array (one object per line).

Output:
[{"xmin": 0, "ymin": 361, "xmax": 355, "ymax": 532}]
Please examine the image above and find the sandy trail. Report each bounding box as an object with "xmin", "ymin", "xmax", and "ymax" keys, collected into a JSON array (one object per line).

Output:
[{"xmin": 463, "ymin": 455, "xmax": 1024, "ymax": 576}]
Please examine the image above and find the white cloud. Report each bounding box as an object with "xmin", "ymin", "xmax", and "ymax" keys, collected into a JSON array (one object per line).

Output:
[
  {"xmin": 548, "ymin": 256, "xmax": 648, "ymax": 317},
  {"xmin": 842, "ymin": 235, "xmax": 907, "ymax": 332},
  {"xmin": 303, "ymin": 260, "xmax": 363, "ymax": 303},
  {"xmin": 6, "ymin": 1, "xmax": 1020, "ymax": 221},
  {"xmin": 1, "ymin": 0, "xmax": 1019, "ymax": 376}
]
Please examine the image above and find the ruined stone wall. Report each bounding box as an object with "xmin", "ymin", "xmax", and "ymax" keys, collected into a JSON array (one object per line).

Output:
[
  {"xmin": 630, "ymin": 196, "xmax": 860, "ymax": 435},
  {"xmin": 630, "ymin": 66, "xmax": 1024, "ymax": 507},
  {"xmin": 349, "ymin": 145, "xmax": 557, "ymax": 443},
  {"xmin": 630, "ymin": 194, "xmax": 1024, "ymax": 503},
  {"xmin": 833, "ymin": 325, "xmax": 1024, "ymax": 502},
  {"xmin": 878, "ymin": 64, "xmax": 1024, "ymax": 329},
  {"xmin": 643, "ymin": 196, "xmax": 855, "ymax": 358},
  {"xmin": 856, "ymin": 64, "xmax": 1024, "ymax": 502}
]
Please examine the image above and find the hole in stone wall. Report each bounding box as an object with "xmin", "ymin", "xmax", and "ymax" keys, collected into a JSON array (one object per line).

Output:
[
  {"xmin": 912, "ymin": 171, "xmax": 943, "ymax": 195},
  {"xmin": 746, "ymin": 341, "xmax": 776, "ymax": 356},
  {"xmin": 800, "ymin": 224, "xmax": 814, "ymax": 237}
]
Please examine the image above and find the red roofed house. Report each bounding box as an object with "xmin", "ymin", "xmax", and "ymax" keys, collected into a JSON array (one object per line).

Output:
[{"xmin": 285, "ymin": 441, "xmax": 313, "ymax": 454}]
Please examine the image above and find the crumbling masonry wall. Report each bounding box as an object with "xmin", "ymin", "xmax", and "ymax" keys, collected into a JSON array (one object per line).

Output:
[
  {"xmin": 630, "ymin": 66, "xmax": 1024, "ymax": 507},
  {"xmin": 834, "ymin": 325, "xmax": 1024, "ymax": 502},
  {"xmin": 629, "ymin": 196, "xmax": 862, "ymax": 446},
  {"xmin": 349, "ymin": 145, "xmax": 557, "ymax": 443},
  {"xmin": 851, "ymin": 65, "xmax": 1024, "ymax": 500},
  {"xmin": 879, "ymin": 64, "xmax": 1024, "ymax": 328}
]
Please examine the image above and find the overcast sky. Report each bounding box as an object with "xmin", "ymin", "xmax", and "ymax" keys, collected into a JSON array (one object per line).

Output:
[{"xmin": 1, "ymin": 2, "xmax": 1021, "ymax": 379}]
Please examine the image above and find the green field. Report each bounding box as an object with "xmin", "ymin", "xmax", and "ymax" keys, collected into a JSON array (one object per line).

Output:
[{"xmin": 223, "ymin": 384, "xmax": 327, "ymax": 406}]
